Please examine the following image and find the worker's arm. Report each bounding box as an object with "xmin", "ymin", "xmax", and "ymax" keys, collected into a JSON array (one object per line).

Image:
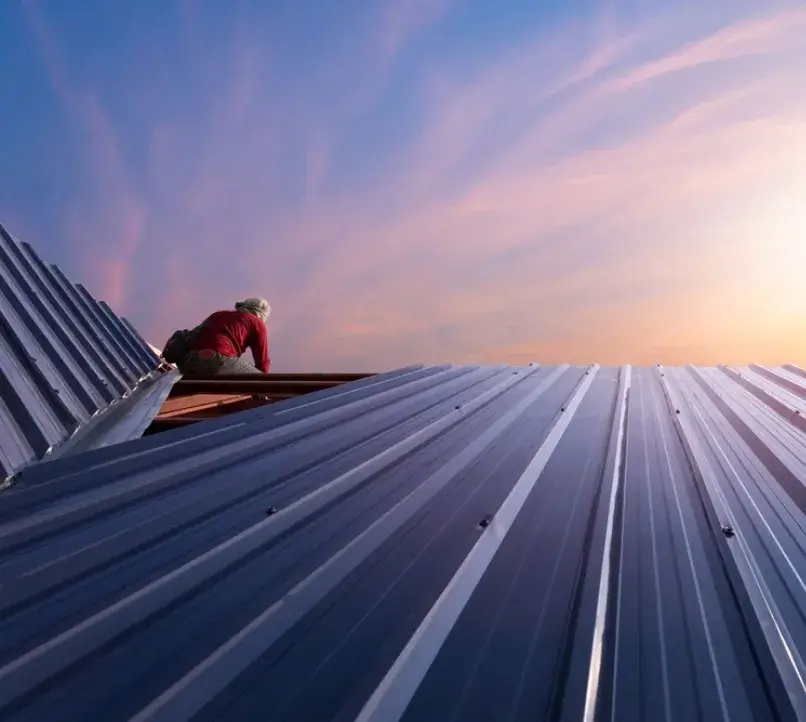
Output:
[{"xmin": 250, "ymin": 319, "xmax": 271, "ymax": 373}]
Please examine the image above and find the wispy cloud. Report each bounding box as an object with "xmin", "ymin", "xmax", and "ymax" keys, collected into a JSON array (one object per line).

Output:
[
  {"xmin": 15, "ymin": 1, "xmax": 806, "ymax": 369},
  {"xmin": 23, "ymin": 0, "xmax": 147, "ymax": 310},
  {"xmin": 607, "ymin": 7, "xmax": 806, "ymax": 92},
  {"xmin": 274, "ymin": 8, "xmax": 806, "ymax": 368}
]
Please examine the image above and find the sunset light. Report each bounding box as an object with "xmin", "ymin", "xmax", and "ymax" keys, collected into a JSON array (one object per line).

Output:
[
  {"xmin": 3, "ymin": 4, "xmax": 806, "ymax": 718},
  {"xmin": 1, "ymin": 0, "xmax": 804, "ymax": 370}
]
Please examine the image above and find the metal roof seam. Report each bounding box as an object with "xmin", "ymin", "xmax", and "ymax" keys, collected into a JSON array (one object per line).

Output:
[
  {"xmin": 699, "ymin": 370, "xmax": 806, "ymax": 476},
  {"xmin": 719, "ymin": 368, "xmax": 806, "ymax": 429},
  {"xmin": 0, "ymin": 234, "xmax": 107, "ymax": 412},
  {"xmin": 581, "ymin": 364, "xmax": 631, "ymax": 722},
  {"xmin": 661, "ymin": 367, "xmax": 806, "ymax": 721},
  {"xmin": 0, "ymin": 368, "xmax": 516, "ymax": 548},
  {"xmin": 8, "ymin": 367, "xmax": 472, "ymax": 496},
  {"xmin": 0, "ymin": 365, "xmax": 552, "ymax": 708},
  {"xmin": 751, "ymin": 366, "xmax": 806, "ymax": 401},
  {"xmin": 15, "ymin": 242, "xmax": 120, "ymax": 401},
  {"xmin": 122, "ymin": 367, "xmax": 587, "ymax": 722},
  {"xmin": 45, "ymin": 263, "xmax": 138, "ymax": 386},
  {"xmin": 2, "ymin": 363, "xmax": 806, "ymax": 720},
  {"xmin": 0, "ymin": 224, "xmax": 161, "ymax": 481},
  {"xmin": 783, "ymin": 365, "xmax": 806, "ymax": 380},
  {"xmin": 354, "ymin": 365, "xmax": 599, "ymax": 722},
  {"xmin": 0, "ymin": 369, "xmax": 544, "ymax": 619},
  {"xmin": 1, "ymin": 366, "xmax": 431, "ymax": 492}
]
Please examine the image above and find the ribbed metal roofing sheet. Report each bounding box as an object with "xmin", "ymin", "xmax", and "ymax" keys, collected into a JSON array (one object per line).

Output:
[
  {"xmin": 0, "ymin": 222, "xmax": 160, "ymax": 480},
  {"xmin": 1, "ymin": 362, "xmax": 806, "ymax": 721}
]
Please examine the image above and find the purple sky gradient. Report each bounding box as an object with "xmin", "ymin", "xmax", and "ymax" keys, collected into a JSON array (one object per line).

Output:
[{"xmin": 2, "ymin": 0, "xmax": 805, "ymax": 371}]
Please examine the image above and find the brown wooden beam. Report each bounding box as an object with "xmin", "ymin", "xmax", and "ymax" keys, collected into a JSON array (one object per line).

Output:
[
  {"xmin": 165, "ymin": 395, "xmax": 292, "ymax": 419},
  {"xmin": 169, "ymin": 379, "xmax": 343, "ymax": 397},
  {"xmin": 182, "ymin": 372, "xmax": 371, "ymax": 383},
  {"xmin": 159, "ymin": 394, "xmax": 253, "ymax": 417}
]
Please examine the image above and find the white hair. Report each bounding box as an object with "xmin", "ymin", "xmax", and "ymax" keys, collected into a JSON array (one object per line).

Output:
[{"xmin": 235, "ymin": 297, "xmax": 271, "ymax": 323}]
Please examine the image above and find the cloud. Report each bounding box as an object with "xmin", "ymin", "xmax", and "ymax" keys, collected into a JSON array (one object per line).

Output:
[
  {"xmin": 22, "ymin": 0, "xmax": 147, "ymax": 311},
  {"xmin": 606, "ymin": 7, "xmax": 806, "ymax": 92},
  {"xmin": 267, "ymin": 8, "xmax": 806, "ymax": 369},
  {"xmin": 16, "ymin": 2, "xmax": 806, "ymax": 369}
]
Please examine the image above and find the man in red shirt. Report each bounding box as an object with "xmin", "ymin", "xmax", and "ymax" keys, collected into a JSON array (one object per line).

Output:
[{"xmin": 178, "ymin": 297, "xmax": 271, "ymax": 375}]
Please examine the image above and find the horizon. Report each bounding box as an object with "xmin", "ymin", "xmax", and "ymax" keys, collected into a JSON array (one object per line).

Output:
[{"xmin": 2, "ymin": 0, "xmax": 805, "ymax": 372}]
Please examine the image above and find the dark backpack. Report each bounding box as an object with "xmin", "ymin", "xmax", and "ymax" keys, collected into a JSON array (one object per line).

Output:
[{"xmin": 162, "ymin": 325, "xmax": 202, "ymax": 365}]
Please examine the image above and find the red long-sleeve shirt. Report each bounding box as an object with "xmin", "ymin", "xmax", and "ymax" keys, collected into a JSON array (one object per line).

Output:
[{"xmin": 190, "ymin": 310, "xmax": 270, "ymax": 372}]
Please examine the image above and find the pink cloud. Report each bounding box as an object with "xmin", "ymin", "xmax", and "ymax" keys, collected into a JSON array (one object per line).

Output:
[
  {"xmin": 398, "ymin": 25, "xmax": 645, "ymax": 202},
  {"xmin": 23, "ymin": 1, "xmax": 147, "ymax": 312},
  {"xmin": 80, "ymin": 98, "xmax": 148, "ymax": 306},
  {"xmin": 606, "ymin": 7, "xmax": 806, "ymax": 92},
  {"xmin": 267, "ymin": 9, "xmax": 806, "ymax": 368},
  {"xmin": 21, "ymin": 2, "xmax": 806, "ymax": 370}
]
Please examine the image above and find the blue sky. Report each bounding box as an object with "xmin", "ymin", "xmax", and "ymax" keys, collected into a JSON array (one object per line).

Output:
[{"xmin": 2, "ymin": 0, "xmax": 805, "ymax": 371}]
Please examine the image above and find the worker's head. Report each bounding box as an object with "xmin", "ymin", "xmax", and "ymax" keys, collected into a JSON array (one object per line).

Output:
[{"xmin": 235, "ymin": 297, "xmax": 271, "ymax": 323}]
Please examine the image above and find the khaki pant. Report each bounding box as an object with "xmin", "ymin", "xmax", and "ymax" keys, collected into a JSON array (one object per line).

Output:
[{"xmin": 180, "ymin": 349, "xmax": 263, "ymax": 376}]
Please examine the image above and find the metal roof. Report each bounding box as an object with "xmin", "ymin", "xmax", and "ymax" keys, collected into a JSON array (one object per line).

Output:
[
  {"xmin": 1, "ymin": 361, "xmax": 806, "ymax": 721},
  {"xmin": 0, "ymin": 222, "xmax": 161, "ymax": 481}
]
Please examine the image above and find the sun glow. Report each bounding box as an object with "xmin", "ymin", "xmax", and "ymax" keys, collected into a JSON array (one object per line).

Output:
[{"xmin": 750, "ymin": 179, "xmax": 806, "ymax": 314}]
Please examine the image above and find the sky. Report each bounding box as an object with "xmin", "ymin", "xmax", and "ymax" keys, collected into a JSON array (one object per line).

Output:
[{"xmin": 1, "ymin": 0, "xmax": 805, "ymax": 372}]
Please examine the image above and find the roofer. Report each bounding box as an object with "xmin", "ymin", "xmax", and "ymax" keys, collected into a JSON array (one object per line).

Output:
[{"xmin": 164, "ymin": 297, "xmax": 271, "ymax": 376}]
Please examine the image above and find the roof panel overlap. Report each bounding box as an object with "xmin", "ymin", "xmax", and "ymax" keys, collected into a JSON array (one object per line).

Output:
[{"xmin": 0, "ymin": 223, "xmax": 160, "ymax": 481}]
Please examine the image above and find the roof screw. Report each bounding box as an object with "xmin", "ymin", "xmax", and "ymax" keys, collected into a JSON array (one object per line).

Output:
[
  {"xmin": 561, "ymin": 407, "xmax": 566, "ymax": 412},
  {"xmin": 478, "ymin": 516, "xmax": 492, "ymax": 529},
  {"xmin": 266, "ymin": 506, "xmax": 278, "ymax": 516},
  {"xmin": 721, "ymin": 524, "xmax": 735, "ymax": 538},
  {"xmin": 455, "ymin": 405, "xmax": 461, "ymax": 410},
  {"xmin": 796, "ymin": 410, "xmax": 801, "ymax": 415},
  {"xmin": 675, "ymin": 409, "xmax": 680, "ymax": 415}
]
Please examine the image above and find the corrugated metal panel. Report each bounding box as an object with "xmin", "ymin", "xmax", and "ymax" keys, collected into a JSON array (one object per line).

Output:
[
  {"xmin": 48, "ymin": 371, "xmax": 181, "ymax": 458},
  {"xmin": 0, "ymin": 222, "xmax": 160, "ymax": 481},
  {"xmin": 0, "ymin": 363, "xmax": 805, "ymax": 721}
]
